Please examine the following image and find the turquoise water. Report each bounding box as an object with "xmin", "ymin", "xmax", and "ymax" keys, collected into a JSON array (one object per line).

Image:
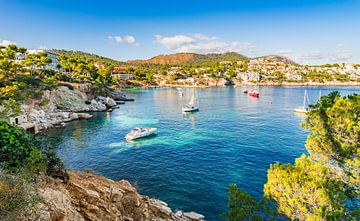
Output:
[{"xmin": 46, "ymin": 86, "xmax": 359, "ymax": 220}]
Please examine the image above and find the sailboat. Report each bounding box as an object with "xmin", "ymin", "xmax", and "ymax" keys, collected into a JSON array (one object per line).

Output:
[
  {"xmin": 182, "ymin": 92, "xmax": 199, "ymax": 112},
  {"xmin": 294, "ymin": 90, "xmax": 310, "ymax": 114}
]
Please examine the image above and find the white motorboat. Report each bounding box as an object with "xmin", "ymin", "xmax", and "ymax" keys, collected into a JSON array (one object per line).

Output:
[
  {"xmin": 182, "ymin": 94, "xmax": 199, "ymax": 112},
  {"xmin": 294, "ymin": 90, "xmax": 310, "ymax": 114},
  {"xmin": 125, "ymin": 128, "xmax": 157, "ymax": 140}
]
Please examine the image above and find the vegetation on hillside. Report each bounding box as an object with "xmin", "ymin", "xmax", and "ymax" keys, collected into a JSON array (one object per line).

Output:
[
  {"xmin": 53, "ymin": 50, "xmax": 126, "ymax": 66},
  {"xmin": 0, "ymin": 45, "xmax": 60, "ymax": 117},
  {"xmin": 0, "ymin": 45, "xmax": 118, "ymax": 117},
  {"xmin": 129, "ymin": 52, "xmax": 249, "ymax": 65},
  {"xmin": 0, "ymin": 121, "xmax": 68, "ymax": 220},
  {"xmin": 223, "ymin": 92, "xmax": 360, "ymax": 220}
]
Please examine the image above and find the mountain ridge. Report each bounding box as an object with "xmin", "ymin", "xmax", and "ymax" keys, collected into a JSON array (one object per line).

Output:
[{"xmin": 128, "ymin": 52, "xmax": 298, "ymax": 65}]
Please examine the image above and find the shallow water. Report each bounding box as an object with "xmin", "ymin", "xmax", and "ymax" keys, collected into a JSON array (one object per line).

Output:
[{"xmin": 46, "ymin": 86, "xmax": 359, "ymax": 220}]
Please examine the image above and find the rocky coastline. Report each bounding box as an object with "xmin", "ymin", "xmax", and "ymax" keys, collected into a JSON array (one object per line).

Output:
[
  {"xmin": 27, "ymin": 171, "xmax": 204, "ymax": 221},
  {"xmin": 10, "ymin": 85, "xmax": 126, "ymax": 133}
]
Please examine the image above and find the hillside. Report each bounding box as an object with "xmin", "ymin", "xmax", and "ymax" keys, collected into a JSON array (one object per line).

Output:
[
  {"xmin": 128, "ymin": 52, "xmax": 249, "ymax": 65},
  {"xmin": 52, "ymin": 49, "xmax": 127, "ymax": 66},
  {"xmin": 255, "ymin": 55, "xmax": 298, "ymax": 65}
]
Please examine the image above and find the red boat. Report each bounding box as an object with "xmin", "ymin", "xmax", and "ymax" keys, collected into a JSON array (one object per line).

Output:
[{"xmin": 249, "ymin": 89, "xmax": 260, "ymax": 97}]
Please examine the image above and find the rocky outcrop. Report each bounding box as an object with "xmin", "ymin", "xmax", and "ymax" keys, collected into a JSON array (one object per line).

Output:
[
  {"xmin": 17, "ymin": 86, "xmax": 121, "ymax": 131},
  {"xmin": 43, "ymin": 86, "xmax": 108, "ymax": 112},
  {"xmin": 27, "ymin": 108, "xmax": 93, "ymax": 130},
  {"xmin": 30, "ymin": 171, "xmax": 204, "ymax": 221}
]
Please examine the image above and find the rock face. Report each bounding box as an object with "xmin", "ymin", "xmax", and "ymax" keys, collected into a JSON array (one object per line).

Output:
[
  {"xmin": 44, "ymin": 86, "xmax": 108, "ymax": 112},
  {"xmin": 18, "ymin": 85, "xmax": 118, "ymax": 131},
  {"xmin": 31, "ymin": 171, "xmax": 204, "ymax": 221}
]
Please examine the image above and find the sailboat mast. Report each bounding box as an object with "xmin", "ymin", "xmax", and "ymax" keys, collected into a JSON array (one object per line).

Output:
[{"xmin": 303, "ymin": 90, "xmax": 307, "ymax": 108}]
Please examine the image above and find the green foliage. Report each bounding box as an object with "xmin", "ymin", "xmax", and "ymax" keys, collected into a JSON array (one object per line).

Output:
[
  {"xmin": 0, "ymin": 121, "xmax": 68, "ymax": 182},
  {"xmin": 24, "ymin": 52, "xmax": 52, "ymax": 76},
  {"xmin": 221, "ymin": 184, "xmax": 262, "ymax": 221},
  {"xmin": 0, "ymin": 121, "xmax": 33, "ymax": 170},
  {"xmin": 222, "ymin": 184, "xmax": 280, "ymax": 221},
  {"xmin": 264, "ymin": 155, "xmax": 347, "ymax": 220},
  {"xmin": 264, "ymin": 92, "xmax": 359, "ymax": 220},
  {"xmin": 21, "ymin": 148, "xmax": 47, "ymax": 180},
  {"xmin": 225, "ymin": 92, "xmax": 359, "ymax": 221},
  {"xmin": 304, "ymin": 92, "xmax": 359, "ymax": 161},
  {"xmin": 0, "ymin": 174, "xmax": 40, "ymax": 221}
]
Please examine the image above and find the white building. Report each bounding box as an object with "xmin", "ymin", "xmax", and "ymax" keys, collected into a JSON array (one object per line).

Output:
[
  {"xmin": 113, "ymin": 74, "xmax": 134, "ymax": 80},
  {"xmin": 26, "ymin": 49, "xmax": 62, "ymax": 71}
]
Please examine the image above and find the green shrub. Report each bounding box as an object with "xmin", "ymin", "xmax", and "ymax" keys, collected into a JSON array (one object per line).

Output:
[
  {"xmin": 0, "ymin": 121, "xmax": 32, "ymax": 170},
  {"xmin": 0, "ymin": 174, "xmax": 40, "ymax": 221},
  {"xmin": 0, "ymin": 121, "xmax": 68, "ymax": 182},
  {"xmin": 21, "ymin": 149, "xmax": 47, "ymax": 180}
]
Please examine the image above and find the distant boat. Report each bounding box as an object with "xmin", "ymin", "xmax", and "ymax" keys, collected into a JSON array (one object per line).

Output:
[
  {"xmin": 125, "ymin": 128, "xmax": 157, "ymax": 141},
  {"xmin": 177, "ymin": 88, "xmax": 184, "ymax": 96},
  {"xmin": 182, "ymin": 93, "xmax": 199, "ymax": 112},
  {"xmin": 249, "ymin": 89, "xmax": 260, "ymax": 97},
  {"xmin": 294, "ymin": 90, "xmax": 310, "ymax": 114},
  {"xmin": 244, "ymin": 90, "xmax": 248, "ymax": 94}
]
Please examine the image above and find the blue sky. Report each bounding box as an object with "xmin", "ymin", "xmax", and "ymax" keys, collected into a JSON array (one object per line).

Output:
[{"xmin": 0, "ymin": 0, "xmax": 359, "ymax": 64}]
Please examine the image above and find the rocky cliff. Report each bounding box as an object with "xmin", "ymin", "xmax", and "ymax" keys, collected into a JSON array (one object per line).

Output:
[
  {"xmin": 17, "ymin": 86, "xmax": 118, "ymax": 131},
  {"xmin": 30, "ymin": 171, "xmax": 204, "ymax": 221}
]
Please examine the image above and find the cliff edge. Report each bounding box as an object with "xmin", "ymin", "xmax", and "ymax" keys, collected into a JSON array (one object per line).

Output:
[{"xmin": 30, "ymin": 171, "xmax": 204, "ymax": 221}]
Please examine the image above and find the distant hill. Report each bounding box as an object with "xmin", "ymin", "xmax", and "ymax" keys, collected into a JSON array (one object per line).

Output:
[
  {"xmin": 128, "ymin": 52, "xmax": 249, "ymax": 65},
  {"xmin": 52, "ymin": 50, "xmax": 126, "ymax": 66},
  {"xmin": 254, "ymin": 55, "xmax": 298, "ymax": 65}
]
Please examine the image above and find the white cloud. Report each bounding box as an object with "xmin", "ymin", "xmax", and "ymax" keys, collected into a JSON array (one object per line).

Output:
[
  {"xmin": 329, "ymin": 50, "xmax": 352, "ymax": 61},
  {"xmin": 155, "ymin": 33, "xmax": 256, "ymax": 54},
  {"xmin": 124, "ymin": 35, "xmax": 136, "ymax": 44},
  {"xmin": 299, "ymin": 51, "xmax": 325, "ymax": 61},
  {"xmin": 336, "ymin": 43, "xmax": 344, "ymax": 48},
  {"xmin": 276, "ymin": 49, "xmax": 293, "ymax": 56},
  {"xmin": 0, "ymin": 38, "xmax": 16, "ymax": 47},
  {"xmin": 108, "ymin": 35, "xmax": 138, "ymax": 45}
]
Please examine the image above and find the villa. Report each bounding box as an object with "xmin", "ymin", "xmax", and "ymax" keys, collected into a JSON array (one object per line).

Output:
[{"xmin": 26, "ymin": 49, "xmax": 62, "ymax": 71}]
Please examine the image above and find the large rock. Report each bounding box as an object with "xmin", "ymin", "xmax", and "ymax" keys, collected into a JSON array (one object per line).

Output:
[
  {"xmin": 30, "ymin": 171, "xmax": 204, "ymax": 221},
  {"xmin": 45, "ymin": 86, "xmax": 89, "ymax": 112},
  {"xmin": 89, "ymin": 99, "xmax": 107, "ymax": 111},
  {"xmin": 104, "ymin": 97, "xmax": 117, "ymax": 108}
]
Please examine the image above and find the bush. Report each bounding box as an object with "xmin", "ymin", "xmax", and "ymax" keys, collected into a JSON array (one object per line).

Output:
[
  {"xmin": 0, "ymin": 174, "xmax": 40, "ymax": 220},
  {"xmin": 0, "ymin": 121, "xmax": 32, "ymax": 170},
  {"xmin": 0, "ymin": 121, "xmax": 68, "ymax": 182}
]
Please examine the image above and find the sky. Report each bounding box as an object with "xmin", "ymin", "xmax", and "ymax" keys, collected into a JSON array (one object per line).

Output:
[{"xmin": 0, "ymin": 0, "xmax": 359, "ymax": 64}]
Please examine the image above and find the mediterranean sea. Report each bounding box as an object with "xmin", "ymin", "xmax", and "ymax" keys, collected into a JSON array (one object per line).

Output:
[{"xmin": 46, "ymin": 86, "xmax": 359, "ymax": 220}]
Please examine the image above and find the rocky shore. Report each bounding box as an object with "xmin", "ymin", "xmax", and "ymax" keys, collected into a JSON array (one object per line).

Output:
[
  {"xmin": 28, "ymin": 171, "xmax": 204, "ymax": 221},
  {"xmin": 12, "ymin": 85, "xmax": 123, "ymax": 133}
]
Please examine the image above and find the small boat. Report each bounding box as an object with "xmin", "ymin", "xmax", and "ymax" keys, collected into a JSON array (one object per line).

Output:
[
  {"xmin": 125, "ymin": 128, "xmax": 157, "ymax": 140},
  {"xmin": 178, "ymin": 91, "xmax": 184, "ymax": 96},
  {"xmin": 243, "ymin": 90, "xmax": 248, "ymax": 94},
  {"xmin": 182, "ymin": 93, "xmax": 199, "ymax": 112},
  {"xmin": 249, "ymin": 89, "xmax": 260, "ymax": 97},
  {"xmin": 294, "ymin": 90, "xmax": 310, "ymax": 114}
]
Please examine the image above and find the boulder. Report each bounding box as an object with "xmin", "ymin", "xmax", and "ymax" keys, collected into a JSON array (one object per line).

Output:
[
  {"xmin": 77, "ymin": 113, "xmax": 93, "ymax": 119},
  {"xmin": 89, "ymin": 99, "xmax": 107, "ymax": 111},
  {"xmin": 46, "ymin": 86, "xmax": 89, "ymax": 112},
  {"xmin": 184, "ymin": 212, "xmax": 205, "ymax": 221},
  {"xmin": 104, "ymin": 97, "xmax": 117, "ymax": 108}
]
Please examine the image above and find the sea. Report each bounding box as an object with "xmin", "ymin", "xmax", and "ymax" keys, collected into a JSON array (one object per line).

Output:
[{"xmin": 45, "ymin": 86, "xmax": 359, "ymax": 220}]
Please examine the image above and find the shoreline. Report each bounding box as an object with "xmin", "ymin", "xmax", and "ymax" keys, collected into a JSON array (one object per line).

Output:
[{"xmin": 125, "ymin": 81, "xmax": 360, "ymax": 89}]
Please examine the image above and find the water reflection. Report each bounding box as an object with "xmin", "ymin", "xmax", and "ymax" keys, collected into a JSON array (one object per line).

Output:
[{"xmin": 183, "ymin": 112, "xmax": 197, "ymax": 127}]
